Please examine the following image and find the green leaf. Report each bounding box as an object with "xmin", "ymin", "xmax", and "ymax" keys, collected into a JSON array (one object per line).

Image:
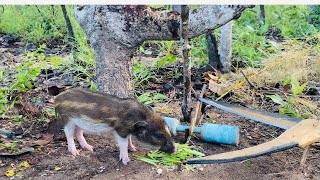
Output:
[
  {"xmin": 282, "ymin": 77, "xmax": 291, "ymax": 86},
  {"xmin": 139, "ymin": 46, "xmax": 145, "ymax": 54},
  {"xmin": 134, "ymin": 155, "xmax": 160, "ymax": 166},
  {"xmin": 137, "ymin": 92, "xmax": 151, "ymax": 103},
  {"xmin": 49, "ymin": 56, "xmax": 65, "ymax": 68},
  {"xmin": 0, "ymin": 70, "xmax": 3, "ymax": 79},
  {"xmin": 152, "ymin": 93, "xmax": 167, "ymax": 101},
  {"xmin": 267, "ymin": 94, "xmax": 286, "ymax": 106},
  {"xmin": 291, "ymin": 77, "xmax": 307, "ymax": 95},
  {"xmin": 155, "ymin": 54, "xmax": 176, "ymax": 68}
]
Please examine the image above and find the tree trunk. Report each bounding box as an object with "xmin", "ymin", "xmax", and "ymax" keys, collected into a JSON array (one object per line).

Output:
[
  {"xmin": 95, "ymin": 43, "xmax": 135, "ymax": 98},
  {"xmin": 73, "ymin": 5, "xmax": 253, "ymax": 97},
  {"xmin": 205, "ymin": 30, "xmax": 221, "ymax": 71},
  {"xmin": 259, "ymin": 5, "xmax": 265, "ymax": 26},
  {"xmin": 180, "ymin": 5, "xmax": 192, "ymax": 122},
  {"xmin": 219, "ymin": 20, "xmax": 233, "ymax": 73}
]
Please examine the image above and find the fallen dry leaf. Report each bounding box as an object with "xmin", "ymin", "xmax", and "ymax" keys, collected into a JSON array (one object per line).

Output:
[
  {"xmin": 207, "ymin": 73, "xmax": 219, "ymax": 81},
  {"xmin": 32, "ymin": 133, "xmax": 53, "ymax": 146},
  {"xmin": 19, "ymin": 161, "xmax": 30, "ymax": 168},
  {"xmin": 208, "ymin": 80, "xmax": 226, "ymax": 96},
  {"xmin": 42, "ymin": 133, "xmax": 54, "ymax": 141},
  {"xmin": 5, "ymin": 169, "xmax": 15, "ymax": 177},
  {"xmin": 32, "ymin": 139, "xmax": 50, "ymax": 146}
]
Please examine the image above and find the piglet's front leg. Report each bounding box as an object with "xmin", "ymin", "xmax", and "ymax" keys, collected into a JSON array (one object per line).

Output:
[{"xmin": 114, "ymin": 132, "xmax": 130, "ymax": 165}]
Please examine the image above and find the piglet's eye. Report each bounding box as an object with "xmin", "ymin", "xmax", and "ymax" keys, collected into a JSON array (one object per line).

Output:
[{"xmin": 154, "ymin": 132, "xmax": 164, "ymax": 138}]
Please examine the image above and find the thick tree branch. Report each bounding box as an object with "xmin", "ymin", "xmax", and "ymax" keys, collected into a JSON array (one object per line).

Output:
[
  {"xmin": 74, "ymin": 5, "xmax": 253, "ymax": 48},
  {"xmin": 73, "ymin": 5, "xmax": 253, "ymax": 97}
]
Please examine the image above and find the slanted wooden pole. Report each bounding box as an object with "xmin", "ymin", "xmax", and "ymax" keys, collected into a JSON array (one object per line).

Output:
[{"xmin": 61, "ymin": 5, "xmax": 75, "ymax": 43}]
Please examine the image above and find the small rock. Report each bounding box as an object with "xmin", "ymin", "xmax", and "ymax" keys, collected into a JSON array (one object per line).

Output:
[
  {"xmin": 304, "ymin": 172, "xmax": 310, "ymax": 178},
  {"xmin": 3, "ymin": 35, "xmax": 14, "ymax": 44},
  {"xmin": 199, "ymin": 167, "xmax": 204, "ymax": 171},
  {"xmin": 156, "ymin": 168, "xmax": 163, "ymax": 175}
]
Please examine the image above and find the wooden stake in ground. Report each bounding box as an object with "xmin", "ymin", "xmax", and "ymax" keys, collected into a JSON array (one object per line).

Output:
[
  {"xmin": 300, "ymin": 145, "xmax": 311, "ymax": 166},
  {"xmin": 180, "ymin": 5, "xmax": 192, "ymax": 122},
  {"xmin": 187, "ymin": 84, "xmax": 207, "ymax": 143}
]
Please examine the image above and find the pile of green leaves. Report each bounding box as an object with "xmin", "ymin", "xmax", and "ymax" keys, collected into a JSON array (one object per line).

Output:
[{"xmin": 134, "ymin": 143, "xmax": 205, "ymax": 167}]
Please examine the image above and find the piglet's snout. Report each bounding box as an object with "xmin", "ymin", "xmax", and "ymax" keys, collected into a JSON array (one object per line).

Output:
[
  {"xmin": 172, "ymin": 144, "xmax": 177, "ymax": 154},
  {"xmin": 160, "ymin": 141, "xmax": 177, "ymax": 154}
]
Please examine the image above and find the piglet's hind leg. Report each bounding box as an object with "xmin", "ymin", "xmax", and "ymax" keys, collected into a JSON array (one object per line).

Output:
[
  {"xmin": 114, "ymin": 132, "xmax": 130, "ymax": 165},
  {"xmin": 75, "ymin": 126, "xmax": 93, "ymax": 152},
  {"xmin": 64, "ymin": 122, "xmax": 79, "ymax": 156},
  {"xmin": 128, "ymin": 135, "xmax": 138, "ymax": 152}
]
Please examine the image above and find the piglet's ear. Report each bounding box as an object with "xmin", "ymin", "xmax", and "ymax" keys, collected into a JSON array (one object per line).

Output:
[
  {"xmin": 134, "ymin": 121, "xmax": 148, "ymax": 128},
  {"xmin": 134, "ymin": 122, "xmax": 148, "ymax": 139}
]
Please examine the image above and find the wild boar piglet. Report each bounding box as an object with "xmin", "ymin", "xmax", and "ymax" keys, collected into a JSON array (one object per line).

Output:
[{"xmin": 53, "ymin": 88, "xmax": 177, "ymax": 165}]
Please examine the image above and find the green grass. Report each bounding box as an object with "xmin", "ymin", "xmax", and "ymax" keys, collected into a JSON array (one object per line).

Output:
[
  {"xmin": 0, "ymin": 5, "xmax": 66, "ymax": 43},
  {"xmin": 190, "ymin": 5, "xmax": 318, "ymax": 68},
  {"xmin": 0, "ymin": 5, "xmax": 317, "ymax": 69},
  {"xmin": 0, "ymin": 5, "xmax": 95, "ymax": 66}
]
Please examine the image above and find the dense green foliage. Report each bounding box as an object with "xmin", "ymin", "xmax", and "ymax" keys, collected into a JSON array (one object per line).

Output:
[
  {"xmin": 191, "ymin": 5, "xmax": 318, "ymax": 67},
  {"xmin": 0, "ymin": 5, "xmax": 95, "ymax": 65},
  {"xmin": 0, "ymin": 5, "xmax": 318, "ymax": 68},
  {"xmin": 0, "ymin": 5, "xmax": 319, "ymax": 114}
]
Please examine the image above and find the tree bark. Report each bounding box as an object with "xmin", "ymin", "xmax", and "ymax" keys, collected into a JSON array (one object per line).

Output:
[
  {"xmin": 180, "ymin": 5, "xmax": 192, "ymax": 122},
  {"xmin": 259, "ymin": 5, "xmax": 265, "ymax": 26},
  {"xmin": 73, "ymin": 5, "xmax": 252, "ymax": 97},
  {"xmin": 95, "ymin": 43, "xmax": 135, "ymax": 98},
  {"xmin": 219, "ymin": 20, "xmax": 233, "ymax": 73}
]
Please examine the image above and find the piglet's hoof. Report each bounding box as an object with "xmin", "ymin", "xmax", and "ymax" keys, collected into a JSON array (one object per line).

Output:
[
  {"xmin": 82, "ymin": 144, "xmax": 94, "ymax": 152},
  {"xmin": 129, "ymin": 144, "xmax": 138, "ymax": 152},
  {"xmin": 119, "ymin": 155, "xmax": 130, "ymax": 165},
  {"xmin": 68, "ymin": 146, "xmax": 80, "ymax": 156}
]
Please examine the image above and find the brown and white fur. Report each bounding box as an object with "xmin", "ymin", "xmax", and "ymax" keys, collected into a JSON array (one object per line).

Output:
[{"xmin": 51, "ymin": 88, "xmax": 176, "ymax": 165}]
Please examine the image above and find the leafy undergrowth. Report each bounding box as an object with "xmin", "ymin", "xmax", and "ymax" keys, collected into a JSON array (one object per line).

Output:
[
  {"xmin": 206, "ymin": 37, "xmax": 320, "ymax": 119},
  {"xmin": 134, "ymin": 143, "xmax": 205, "ymax": 169}
]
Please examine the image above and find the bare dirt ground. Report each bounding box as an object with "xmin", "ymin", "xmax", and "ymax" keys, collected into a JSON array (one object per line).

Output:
[
  {"xmin": 0, "ymin": 35, "xmax": 320, "ymax": 180},
  {"xmin": 1, "ymin": 107, "xmax": 320, "ymax": 180}
]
